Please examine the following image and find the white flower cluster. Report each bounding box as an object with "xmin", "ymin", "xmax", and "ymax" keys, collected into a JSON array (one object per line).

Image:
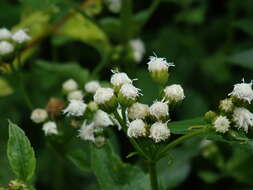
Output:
[
  {"xmin": 129, "ymin": 39, "xmax": 145, "ymax": 63},
  {"xmin": 0, "ymin": 28, "xmax": 30, "ymax": 56}
]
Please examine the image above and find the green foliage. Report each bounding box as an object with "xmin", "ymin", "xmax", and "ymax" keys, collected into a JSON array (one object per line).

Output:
[{"xmin": 228, "ymin": 48, "xmax": 253, "ymax": 70}]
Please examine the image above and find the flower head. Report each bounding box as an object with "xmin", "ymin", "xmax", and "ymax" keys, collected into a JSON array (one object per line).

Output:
[
  {"xmin": 118, "ymin": 83, "xmax": 141, "ymax": 106},
  {"xmin": 219, "ymin": 98, "xmax": 234, "ymax": 112},
  {"xmin": 110, "ymin": 72, "xmax": 132, "ymax": 88},
  {"xmin": 149, "ymin": 122, "xmax": 170, "ymax": 143},
  {"xmin": 12, "ymin": 29, "xmax": 31, "ymax": 43},
  {"xmin": 94, "ymin": 110, "xmax": 113, "ymax": 128},
  {"xmin": 128, "ymin": 102, "xmax": 149, "ymax": 120},
  {"xmin": 67, "ymin": 90, "xmax": 83, "ymax": 100},
  {"xmin": 63, "ymin": 99, "xmax": 87, "ymax": 117},
  {"xmin": 79, "ymin": 121, "xmax": 95, "ymax": 142},
  {"xmin": 62, "ymin": 79, "xmax": 78, "ymax": 93},
  {"xmin": 164, "ymin": 84, "xmax": 185, "ymax": 103},
  {"xmin": 149, "ymin": 101, "xmax": 169, "ymax": 120},
  {"xmin": 229, "ymin": 79, "xmax": 253, "ymax": 104},
  {"xmin": 84, "ymin": 81, "xmax": 100, "ymax": 94},
  {"xmin": 213, "ymin": 115, "xmax": 230, "ymax": 133},
  {"xmin": 0, "ymin": 28, "xmax": 12, "ymax": 40},
  {"xmin": 0, "ymin": 41, "xmax": 14, "ymax": 56},
  {"xmin": 94, "ymin": 87, "xmax": 117, "ymax": 112},
  {"xmin": 127, "ymin": 119, "xmax": 146, "ymax": 138},
  {"xmin": 42, "ymin": 121, "xmax": 58, "ymax": 136},
  {"xmin": 233, "ymin": 107, "xmax": 253, "ymax": 132},
  {"xmin": 30, "ymin": 108, "xmax": 48, "ymax": 123},
  {"xmin": 129, "ymin": 38, "xmax": 145, "ymax": 62},
  {"xmin": 147, "ymin": 56, "xmax": 174, "ymax": 72}
]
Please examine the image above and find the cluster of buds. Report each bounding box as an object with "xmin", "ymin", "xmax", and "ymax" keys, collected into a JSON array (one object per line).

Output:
[{"xmin": 205, "ymin": 79, "xmax": 253, "ymax": 134}]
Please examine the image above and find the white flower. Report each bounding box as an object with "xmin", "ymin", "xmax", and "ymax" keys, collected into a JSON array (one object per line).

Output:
[
  {"xmin": 85, "ymin": 81, "xmax": 100, "ymax": 94},
  {"xmin": 62, "ymin": 79, "xmax": 78, "ymax": 92},
  {"xmin": 94, "ymin": 110, "xmax": 113, "ymax": 128},
  {"xmin": 128, "ymin": 102, "xmax": 149, "ymax": 120},
  {"xmin": 12, "ymin": 29, "xmax": 30, "ymax": 43},
  {"xmin": 42, "ymin": 121, "xmax": 58, "ymax": 136},
  {"xmin": 130, "ymin": 39, "xmax": 145, "ymax": 62},
  {"xmin": 119, "ymin": 83, "xmax": 140, "ymax": 100},
  {"xmin": 164, "ymin": 84, "xmax": 185, "ymax": 103},
  {"xmin": 149, "ymin": 101, "xmax": 169, "ymax": 120},
  {"xmin": 219, "ymin": 98, "xmax": 233, "ymax": 112},
  {"xmin": 0, "ymin": 28, "xmax": 12, "ymax": 40},
  {"xmin": 127, "ymin": 119, "xmax": 146, "ymax": 138},
  {"xmin": 213, "ymin": 116, "xmax": 230, "ymax": 133},
  {"xmin": 105, "ymin": 0, "xmax": 121, "ymax": 13},
  {"xmin": 110, "ymin": 72, "xmax": 132, "ymax": 87},
  {"xmin": 149, "ymin": 122, "xmax": 170, "ymax": 143},
  {"xmin": 0, "ymin": 41, "xmax": 14, "ymax": 56},
  {"xmin": 233, "ymin": 107, "xmax": 253, "ymax": 132},
  {"xmin": 147, "ymin": 56, "xmax": 174, "ymax": 72},
  {"xmin": 63, "ymin": 99, "xmax": 87, "ymax": 117},
  {"xmin": 94, "ymin": 87, "xmax": 114, "ymax": 104},
  {"xmin": 229, "ymin": 79, "xmax": 253, "ymax": 103},
  {"xmin": 30, "ymin": 108, "xmax": 48, "ymax": 123},
  {"xmin": 67, "ymin": 90, "xmax": 83, "ymax": 100},
  {"xmin": 79, "ymin": 121, "xmax": 95, "ymax": 142}
]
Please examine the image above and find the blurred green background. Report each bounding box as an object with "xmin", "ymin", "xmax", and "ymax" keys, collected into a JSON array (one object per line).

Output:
[{"xmin": 1, "ymin": 0, "xmax": 253, "ymax": 189}]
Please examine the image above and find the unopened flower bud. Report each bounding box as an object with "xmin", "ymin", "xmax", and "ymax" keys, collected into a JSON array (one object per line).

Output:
[
  {"xmin": 84, "ymin": 80, "xmax": 100, "ymax": 94},
  {"xmin": 46, "ymin": 98, "xmax": 65, "ymax": 118},
  {"xmin": 12, "ymin": 29, "xmax": 30, "ymax": 44},
  {"xmin": 163, "ymin": 84, "xmax": 185, "ymax": 103},
  {"xmin": 62, "ymin": 79, "xmax": 78, "ymax": 93},
  {"xmin": 63, "ymin": 99, "xmax": 87, "ymax": 117},
  {"xmin": 128, "ymin": 102, "xmax": 149, "ymax": 120},
  {"xmin": 42, "ymin": 121, "xmax": 58, "ymax": 136},
  {"xmin": 147, "ymin": 56, "xmax": 174, "ymax": 84},
  {"xmin": 213, "ymin": 115, "xmax": 230, "ymax": 133},
  {"xmin": 30, "ymin": 108, "xmax": 48, "ymax": 123},
  {"xmin": 0, "ymin": 28, "xmax": 12, "ymax": 40},
  {"xmin": 0, "ymin": 41, "xmax": 14, "ymax": 56},
  {"xmin": 219, "ymin": 98, "xmax": 234, "ymax": 113},
  {"xmin": 95, "ymin": 136, "xmax": 106, "ymax": 148},
  {"xmin": 149, "ymin": 122, "xmax": 170, "ymax": 143},
  {"xmin": 94, "ymin": 87, "xmax": 117, "ymax": 112},
  {"xmin": 105, "ymin": 0, "xmax": 121, "ymax": 13},
  {"xmin": 149, "ymin": 101, "xmax": 169, "ymax": 121},
  {"xmin": 204, "ymin": 110, "xmax": 217, "ymax": 123},
  {"xmin": 88, "ymin": 101, "xmax": 98, "ymax": 112},
  {"xmin": 118, "ymin": 83, "xmax": 141, "ymax": 107},
  {"xmin": 67, "ymin": 90, "xmax": 83, "ymax": 100},
  {"xmin": 127, "ymin": 119, "xmax": 147, "ymax": 138}
]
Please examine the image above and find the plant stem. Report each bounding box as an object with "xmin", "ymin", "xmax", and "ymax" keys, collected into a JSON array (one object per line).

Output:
[
  {"xmin": 149, "ymin": 162, "xmax": 159, "ymax": 190},
  {"xmin": 91, "ymin": 50, "xmax": 111, "ymax": 78}
]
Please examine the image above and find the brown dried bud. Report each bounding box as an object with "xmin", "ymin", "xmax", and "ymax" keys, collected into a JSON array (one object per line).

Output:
[{"xmin": 46, "ymin": 98, "xmax": 65, "ymax": 119}]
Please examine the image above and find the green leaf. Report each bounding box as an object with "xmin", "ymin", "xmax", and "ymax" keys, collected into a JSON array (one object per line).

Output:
[
  {"xmin": 169, "ymin": 117, "xmax": 207, "ymax": 134},
  {"xmin": 7, "ymin": 121, "xmax": 36, "ymax": 181},
  {"xmin": 19, "ymin": 0, "xmax": 63, "ymax": 10},
  {"xmin": 36, "ymin": 60, "xmax": 90, "ymax": 84},
  {"xmin": 0, "ymin": 78, "xmax": 13, "ymax": 97},
  {"xmin": 233, "ymin": 19, "xmax": 253, "ymax": 37},
  {"xmin": 91, "ymin": 142, "xmax": 151, "ymax": 190},
  {"xmin": 228, "ymin": 48, "xmax": 253, "ymax": 70},
  {"xmin": 67, "ymin": 149, "xmax": 91, "ymax": 172}
]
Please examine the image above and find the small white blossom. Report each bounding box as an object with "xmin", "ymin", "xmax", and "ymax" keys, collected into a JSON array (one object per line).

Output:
[
  {"xmin": 130, "ymin": 39, "xmax": 145, "ymax": 62},
  {"xmin": 147, "ymin": 56, "xmax": 174, "ymax": 72},
  {"xmin": 110, "ymin": 72, "xmax": 132, "ymax": 87},
  {"xmin": 128, "ymin": 102, "xmax": 149, "ymax": 120},
  {"xmin": 233, "ymin": 107, "xmax": 253, "ymax": 132},
  {"xmin": 94, "ymin": 110, "xmax": 113, "ymax": 128},
  {"xmin": 67, "ymin": 90, "xmax": 83, "ymax": 100},
  {"xmin": 62, "ymin": 79, "xmax": 78, "ymax": 92},
  {"xmin": 0, "ymin": 28, "xmax": 12, "ymax": 40},
  {"xmin": 219, "ymin": 98, "xmax": 234, "ymax": 112},
  {"xmin": 127, "ymin": 119, "xmax": 146, "ymax": 138},
  {"xmin": 229, "ymin": 79, "xmax": 253, "ymax": 103},
  {"xmin": 30, "ymin": 108, "xmax": 48, "ymax": 123},
  {"xmin": 149, "ymin": 122, "xmax": 170, "ymax": 143},
  {"xmin": 149, "ymin": 101, "xmax": 169, "ymax": 120},
  {"xmin": 119, "ymin": 83, "xmax": 141, "ymax": 100},
  {"xmin": 164, "ymin": 84, "xmax": 185, "ymax": 103},
  {"xmin": 213, "ymin": 116, "xmax": 230, "ymax": 133},
  {"xmin": 0, "ymin": 41, "xmax": 14, "ymax": 56},
  {"xmin": 94, "ymin": 87, "xmax": 114, "ymax": 104},
  {"xmin": 12, "ymin": 29, "xmax": 30, "ymax": 43},
  {"xmin": 84, "ymin": 81, "xmax": 100, "ymax": 94},
  {"xmin": 105, "ymin": 0, "xmax": 121, "ymax": 13},
  {"xmin": 42, "ymin": 121, "xmax": 58, "ymax": 136},
  {"xmin": 79, "ymin": 121, "xmax": 95, "ymax": 142},
  {"xmin": 63, "ymin": 99, "xmax": 87, "ymax": 117}
]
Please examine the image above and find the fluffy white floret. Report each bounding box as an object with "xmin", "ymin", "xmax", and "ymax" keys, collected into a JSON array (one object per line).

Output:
[
  {"xmin": 63, "ymin": 99, "xmax": 87, "ymax": 117},
  {"xmin": 164, "ymin": 84, "xmax": 185, "ymax": 102},
  {"xmin": 79, "ymin": 121, "xmax": 95, "ymax": 142},
  {"xmin": 62, "ymin": 79, "xmax": 78, "ymax": 92},
  {"xmin": 128, "ymin": 102, "xmax": 149, "ymax": 120},
  {"xmin": 105, "ymin": 0, "xmax": 121, "ymax": 13},
  {"xmin": 149, "ymin": 101, "xmax": 169, "ymax": 120},
  {"xmin": 42, "ymin": 121, "xmax": 58, "ymax": 136},
  {"xmin": 213, "ymin": 116, "xmax": 230, "ymax": 133},
  {"xmin": 233, "ymin": 107, "xmax": 253, "ymax": 132},
  {"xmin": 67, "ymin": 90, "xmax": 83, "ymax": 100},
  {"xmin": 130, "ymin": 38, "xmax": 145, "ymax": 62},
  {"xmin": 30, "ymin": 108, "xmax": 48, "ymax": 123},
  {"xmin": 147, "ymin": 56, "xmax": 174, "ymax": 72},
  {"xmin": 110, "ymin": 72, "xmax": 132, "ymax": 87},
  {"xmin": 94, "ymin": 110, "xmax": 113, "ymax": 128},
  {"xmin": 127, "ymin": 119, "xmax": 146, "ymax": 138},
  {"xmin": 0, "ymin": 28, "xmax": 12, "ymax": 40},
  {"xmin": 84, "ymin": 81, "xmax": 100, "ymax": 94},
  {"xmin": 149, "ymin": 122, "xmax": 170, "ymax": 143},
  {"xmin": 12, "ymin": 29, "xmax": 31, "ymax": 43},
  {"xmin": 0, "ymin": 41, "xmax": 14, "ymax": 55},
  {"xmin": 229, "ymin": 79, "xmax": 253, "ymax": 103},
  {"xmin": 94, "ymin": 87, "xmax": 114, "ymax": 104},
  {"xmin": 119, "ymin": 83, "xmax": 140, "ymax": 99}
]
